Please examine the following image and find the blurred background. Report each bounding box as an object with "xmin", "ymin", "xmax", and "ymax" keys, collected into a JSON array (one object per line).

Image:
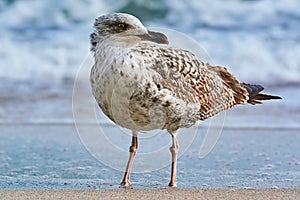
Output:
[
  {"xmin": 0, "ymin": 0, "xmax": 300, "ymax": 189},
  {"xmin": 0, "ymin": 0, "xmax": 300, "ymax": 122}
]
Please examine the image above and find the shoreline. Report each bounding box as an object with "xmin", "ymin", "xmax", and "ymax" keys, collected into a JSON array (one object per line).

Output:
[
  {"xmin": 0, "ymin": 188, "xmax": 299, "ymax": 200},
  {"xmin": 1, "ymin": 124, "xmax": 300, "ymax": 190}
]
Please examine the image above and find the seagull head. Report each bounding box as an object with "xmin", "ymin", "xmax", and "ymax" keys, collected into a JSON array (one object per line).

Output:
[{"xmin": 92, "ymin": 13, "xmax": 169, "ymax": 48}]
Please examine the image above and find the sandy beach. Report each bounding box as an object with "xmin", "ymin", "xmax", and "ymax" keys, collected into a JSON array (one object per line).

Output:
[
  {"xmin": 1, "ymin": 0, "xmax": 300, "ymax": 199},
  {"xmin": 1, "ymin": 189, "xmax": 299, "ymax": 200},
  {"xmin": 1, "ymin": 86, "xmax": 299, "ymax": 194}
]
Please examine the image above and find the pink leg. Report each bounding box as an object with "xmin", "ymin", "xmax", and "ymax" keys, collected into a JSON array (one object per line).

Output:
[
  {"xmin": 120, "ymin": 132, "xmax": 138, "ymax": 187},
  {"xmin": 168, "ymin": 133, "xmax": 179, "ymax": 187}
]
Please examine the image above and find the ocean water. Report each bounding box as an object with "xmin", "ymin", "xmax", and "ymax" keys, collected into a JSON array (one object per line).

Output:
[
  {"xmin": 0, "ymin": 0, "xmax": 300, "ymax": 189},
  {"xmin": 0, "ymin": 0, "xmax": 300, "ymax": 85},
  {"xmin": 1, "ymin": 124, "xmax": 300, "ymax": 189}
]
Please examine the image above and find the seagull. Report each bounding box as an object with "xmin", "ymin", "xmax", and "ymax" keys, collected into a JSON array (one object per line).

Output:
[{"xmin": 89, "ymin": 13, "xmax": 281, "ymax": 187}]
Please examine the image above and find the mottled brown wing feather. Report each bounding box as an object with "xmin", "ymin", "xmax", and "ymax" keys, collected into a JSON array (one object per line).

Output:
[
  {"xmin": 206, "ymin": 64, "xmax": 249, "ymax": 105},
  {"xmin": 134, "ymin": 44, "xmax": 244, "ymax": 120}
]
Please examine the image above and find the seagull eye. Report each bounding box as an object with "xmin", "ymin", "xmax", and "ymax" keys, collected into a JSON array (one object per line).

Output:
[
  {"xmin": 118, "ymin": 23, "xmax": 125, "ymax": 29},
  {"xmin": 117, "ymin": 23, "xmax": 128, "ymax": 30}
]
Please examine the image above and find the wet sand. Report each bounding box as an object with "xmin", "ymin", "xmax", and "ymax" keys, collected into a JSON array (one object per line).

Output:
[
  {"xmin": 1, "ymin": 189, "xmax": 299, "ymax": 200},
  {"xmin": 1, "ymin": 87, "xmax": 299, "ymax": 193}
]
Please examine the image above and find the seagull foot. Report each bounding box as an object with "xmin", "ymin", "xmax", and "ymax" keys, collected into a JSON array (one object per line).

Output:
[
  {"xmin": 168, "ymin": 181, "xmax": 177, "ymax": 187},
  {"xmin": 120, "ymin": 180, "xmax": 131, "ymax": 188}
]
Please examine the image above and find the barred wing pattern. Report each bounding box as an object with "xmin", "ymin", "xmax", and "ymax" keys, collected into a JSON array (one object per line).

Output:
[{"xmin": 133, "ymin": 43, "xmax": 249, "ymax": 121}]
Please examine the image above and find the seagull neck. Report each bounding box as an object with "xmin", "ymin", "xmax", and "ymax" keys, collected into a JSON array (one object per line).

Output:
[
  {"xmin": 99, "ymin": 38, "xmax": 132, "ymax": 51},
  {"xmin": 99, "ymin": 35, "xmax": 140, "ymax": 48},
  {"xmin": 94, "ymin": 41, "xmax": 131, "ymax": 65}
]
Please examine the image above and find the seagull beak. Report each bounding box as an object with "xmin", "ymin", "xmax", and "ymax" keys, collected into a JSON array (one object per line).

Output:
[{"xmin": 139, "ymin": 30, "xmax": 169, "ymax": 44}]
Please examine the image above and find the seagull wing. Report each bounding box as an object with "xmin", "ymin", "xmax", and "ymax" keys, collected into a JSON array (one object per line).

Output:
[{"xmin": 133, "ymin": 43, "xmax": 248, "ymax": 120}]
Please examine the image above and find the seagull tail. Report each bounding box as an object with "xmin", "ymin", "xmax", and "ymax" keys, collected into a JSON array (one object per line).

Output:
[{"xmin": 241, "ymin": 83, "xmax": 282, "ymax": 105}]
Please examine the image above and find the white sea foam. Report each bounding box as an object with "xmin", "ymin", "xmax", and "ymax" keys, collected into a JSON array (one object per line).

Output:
[
  {"xmin": 166, "ymin": 0, "xmax": 300, "ymax": 85},
  {"xmin": 0, "ymin": 0, "xmax": 299, "ymax": 85}
]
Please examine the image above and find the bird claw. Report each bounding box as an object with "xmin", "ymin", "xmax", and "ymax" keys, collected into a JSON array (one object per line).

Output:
[
  {"xmin": 168, "ymin": 181, "xmax": 177, "ymax": 187},
  {"xmin": 120, "ymin": 181, "xmax": 131, "ymax": 188}
]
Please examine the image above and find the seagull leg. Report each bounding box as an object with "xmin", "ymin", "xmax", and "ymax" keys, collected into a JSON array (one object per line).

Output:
[
  {"xmin": 120, "ymin": 132, "xmax": 138, "ymax": 187},
  {"xmin": 168, "ymin": 132, "xmax": 179, "ymax": 187}
]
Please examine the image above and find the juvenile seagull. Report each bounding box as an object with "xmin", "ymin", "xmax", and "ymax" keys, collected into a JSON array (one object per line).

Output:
[{"xmin": 90, "ymin": 13, "xmax": 281, "ymax": 187}]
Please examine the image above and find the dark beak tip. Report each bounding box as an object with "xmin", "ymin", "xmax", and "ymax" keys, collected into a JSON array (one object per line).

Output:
[
  {"xmin": 141, "ymin": 30, "xmax": 169, "ymax": 45},
  {"xmin": 155, "ymin": 32, "xmax": 169, "ymax": 45},
  {"xmin": 164, "ymin": 38, "xmax": 169, "ymax": 45}
]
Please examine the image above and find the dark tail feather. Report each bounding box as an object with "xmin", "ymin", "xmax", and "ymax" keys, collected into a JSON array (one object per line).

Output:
[{"xmin": 241, "ymin": 83, "xmax": 282, "ymax": 105}]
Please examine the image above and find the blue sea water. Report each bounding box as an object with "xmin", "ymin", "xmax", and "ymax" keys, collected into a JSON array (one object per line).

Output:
[
  {"xmin": 0, "ymin": 0, "xmax": 300, "ymax": 189},
  {"xmin": 0, "ymin": 0, "xmax": 300, "ymax": 85},
  {"xmin": 1, "ymin": 123, "xmax": 300, "ymax": 189}
]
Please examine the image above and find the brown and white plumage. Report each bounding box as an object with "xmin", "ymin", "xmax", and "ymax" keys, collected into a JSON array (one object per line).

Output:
[{"xmin": 90, "ymin": 13, "xmax": 281, "ymax": 187}]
